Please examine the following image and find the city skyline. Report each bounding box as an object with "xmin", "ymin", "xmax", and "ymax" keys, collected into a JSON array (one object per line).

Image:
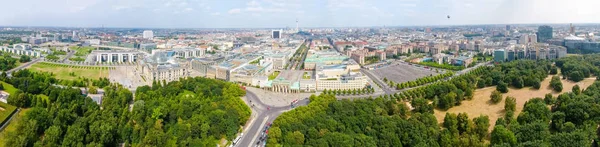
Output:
[{"xmin": 2, "ymin": 0, "xmax": 600, "ymax": 28}]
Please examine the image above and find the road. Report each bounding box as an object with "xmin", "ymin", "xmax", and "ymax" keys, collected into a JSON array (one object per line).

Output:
[
  {"xmin": 236, "ymin": 90, "xmax": 309, "ymax": 147},
  {"xmin": 61, "ymin": 50, "xmax": 76, "ymax": 63},
  {"xmin": 360, "ymin": 68, "xmax": 395, "ymax": 94},
  {"xmin": 5, "ymin": 57, "xmax": 43, "ymax": 76}
]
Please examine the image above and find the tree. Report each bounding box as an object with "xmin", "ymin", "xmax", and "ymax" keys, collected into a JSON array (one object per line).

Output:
[
  {"xmin": 491, "ymin": 125, "xmax": 517, "ymax": 146},
  {"xmin": 443, "ymin": 113, "xmax": 459, "ymax": 134},
  {"xmin": 568, "ymin": 71, "xmax": 584, "ymax": 82},
  {"xmin": 473, "ymin": 115, "xmax": 490, "ymax": 140},
  {"xmin": 496, "ymin": 81, "xmax": 508, "ymax": 93},
  {"xmin": 571, "ymin": 84, "xmax": 580, "ymax": 95},
  {"xmin": 504, "ymin": 96, "xmax": 516, "ymax": 112},
  {"xmin": 512, "ymin": 77, "xmax": 524, "ymax": 89},
  {"xmin": 550, "ymin": 76, "xmax": 563, "ymax": 92},
  {"xmin": 412, "ymin": 97, "xmax": 433, "ymax": 114},
  {"xmin": 549, "ymin": 66, "xmax": 558, "ymax": 75},
  {"xmin": 19, "ymin": 55, "xmax": 31, "ymax": 63},
  {"xmin": 88, "ymin": 86, "xmax": 98, "ymax": 94},
  {"xmin": 490, "ymin": 90, "xmax": 503, "ymax": 104},
  {"xmin": 532, "ymin": 78, "xmax": 541, "ymax": 89},
  {"xmin": 43, "ymin": 125, "xmax": 62, "ymax": 146},
  {"xmin": 477, "ymin": 78, "xmax": 486, "ymax": 88},
  {"xmin": 544, "ymin": 93, "xmax": 555, "ymax": 105}
]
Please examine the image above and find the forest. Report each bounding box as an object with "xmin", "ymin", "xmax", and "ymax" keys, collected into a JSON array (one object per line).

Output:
[
  {"xmin": 0, "ymin": 54, "xmax": 18, "ymax": 71},
  {"xmin": 268, "ymin": 82, "xmax": 600, "ymax": 147},
  {"xmin": 556, "ymin": 54, "xmax": 600, "ymax": 82},
  {"xmin": 394, "ymin": 60, "xmax": 551, "ymax": 111},
  {"xmin": 1, "ymin": 70, "xmax": 250, "ymax": 147},
  {"xmin": 269, "ymin": 58, "xmax": 600, "ymax": 146}
]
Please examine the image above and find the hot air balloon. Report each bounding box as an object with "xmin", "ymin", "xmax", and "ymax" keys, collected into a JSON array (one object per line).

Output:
[{"xmin": 447, "ymin": 15, "xmax": 450, "ymax": 19}]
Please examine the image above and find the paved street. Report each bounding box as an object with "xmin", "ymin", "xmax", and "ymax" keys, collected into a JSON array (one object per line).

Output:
[{"xmin": 237, "ymin": 88, "xmax": 310, "ymax": 147}]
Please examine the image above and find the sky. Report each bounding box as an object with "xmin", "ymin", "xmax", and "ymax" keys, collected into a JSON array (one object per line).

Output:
[{"xmin": 1, "ymin": 0, "xmax": 600, "ymax": 28}]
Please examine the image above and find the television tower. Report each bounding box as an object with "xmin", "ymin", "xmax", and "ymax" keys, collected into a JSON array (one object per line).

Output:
[{"xmin": 296, "ymin": 18, "xmax": 299, "ymax": 33}]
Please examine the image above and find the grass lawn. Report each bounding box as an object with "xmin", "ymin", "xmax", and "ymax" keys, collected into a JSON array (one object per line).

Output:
[
  {"xmin": 180, "ymin": 90, "xmax": 196, "ymax": 98},
  {"xmin": 27, "ymin": 62, "xmax": 111, "ymax": 81},
  {"xmin": 0, "ymin": 81, "xmax": 17, "ymax": 95},
  {"xmin": 434, "ymin": 75, "xmax": 596, "ymax": 132},
  {"xmin": 70, "ymin": 46, "xmax": 95, "ymax": 57},
  {"xmin": 303, "ymin": 72, "xmax": 310, "ymax": 79},
  {"xmin": 268, "ymin": 71, "xmax": 280, "ymax": 80},
  {"xmin": 0, "ymin": 108, "xmax": 29, "ymax": 147},
  {"xmin": 0, "ymin": 102, "xmax": 17, "ymax": 128}
]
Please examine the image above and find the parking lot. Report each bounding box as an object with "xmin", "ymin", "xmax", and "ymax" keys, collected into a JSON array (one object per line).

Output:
[{"xmin": 370, "ymin": 63, "xmax": 439, "ymax": 83}]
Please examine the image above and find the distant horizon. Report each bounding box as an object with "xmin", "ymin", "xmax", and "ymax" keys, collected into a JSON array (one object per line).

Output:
[
  {"xmin": 2, "ymin": 22, "xmax": 600, "ymax": 30},
  {"xmin": 2, "ymin": 0, "xmax": 600, "ymax": 28}
]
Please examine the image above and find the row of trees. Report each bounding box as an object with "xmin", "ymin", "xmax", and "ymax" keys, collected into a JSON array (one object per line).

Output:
[
  {"xmin": 550, "ymin": 75, "xmax": 563, "ymax": 92},
  {"xmin": 322, "ymin": 88, "xmax": 374, "ymax": 96},
  {"xmin": 418, "ymin": 61, "xmax": 466, "ymax": 70},
  {"xmin": 3, "ymin": 69, "xmax": 251, "ymax": 146},
  {"xmin": 384, "ymin": 71, "xmax": 455, "ymax": 90}
]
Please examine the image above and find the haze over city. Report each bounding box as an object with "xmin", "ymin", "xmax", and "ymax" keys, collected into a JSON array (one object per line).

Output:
[
  {"xmin": 2, "ymin": 0, "xmax": 600, "ymax": 28},
  {"xmin": 2, "ymin": 0, "xmax": 600, "ymax": 147}
]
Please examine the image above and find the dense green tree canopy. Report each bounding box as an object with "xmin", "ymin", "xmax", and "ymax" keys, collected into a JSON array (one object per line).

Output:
[{"xmin": 2, "ymin": 71, "xmax": 250, "ymax": 146}]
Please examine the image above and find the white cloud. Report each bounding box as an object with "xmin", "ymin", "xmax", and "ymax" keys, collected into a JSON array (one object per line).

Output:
[
  {"xmin": 247, "ymin": 0, "xmax": 260, "ymax": 7},
  {"xmin": 228, "ymin": 8, "xmax": 242, "ymax": 14},
  {"xmin": 112, "ymin": 5, "xmax": 130, "ymax": 11},
  {"xmin": 211, "ymin": 12, "xmax": 220, "ymax": 16}
]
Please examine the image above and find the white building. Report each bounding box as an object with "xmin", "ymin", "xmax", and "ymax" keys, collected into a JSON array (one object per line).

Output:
[
  {"xmin": 143, "ymin": 30, "xmax": 154, "ymax": 39},
  {"xmin": 314, "ymin": 64, "xmax": 366, "ymax": 91},
  {"xmin": 0, "ymin": 44, "xmax": 41, "ymax": 57},
  {"xmin": 137, "ymin": 52, "xmax": 190, "ymax": 85},
  {"xmin": 89, "ymin": 50, "xmax": 144, "ymax": 63}
]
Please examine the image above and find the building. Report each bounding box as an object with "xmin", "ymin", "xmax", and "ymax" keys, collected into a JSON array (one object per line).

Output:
[
  {"xmin": 272, "ymin": 30, "xmax": 281, "ymax": 39},
  {"xmin": 506, "ymin": 25, "xmax": 511, "ymax": 31},
  {"xmin": 143, "ymin": 30, "xmax": 154, "ymax": 39},
  {"xmin": 303, "ymin": 51, "xmax": 348, "ymax": 70},
  {"xmin": 452, "ymin": 56, "xmax": 473, "ymax": 67},
  {"xmin": 139, "ymin": 43, "xmax": 157, "ymax": 53},
  {"xmin": 89, "ymin": 50, "xmax": 143, "ymax": 63},
  {"xmin": 494, "ymin": 49, "xmax": 506, "ymax": 62},
  {"xmin": 191, "ymin": 58, "xmax": 217, "ymax": 77},
  {"xmin": 507, "ymin": 50, "xmax": 516, "ymax": 61},
  {"xmin": 137, "ymin": 52, "xmax": 190, "ymax": 85},
  {"xmin": 0, "ymin": 46, "xmax": 41, "ymax": 57},
  {"xmin": 570, "ymin": 23, "xmax": 575, "ymax": 35},
  {"xmin": 537, "ymin": 25, "xmax": 553, "ymax": 43},
  {"xmin": 171, "ymin": 48, "xmax": 206, "ymax": 59},
  {"xmin": 315, "ymin": 64, "xmax": 367, "ymax": 91}
]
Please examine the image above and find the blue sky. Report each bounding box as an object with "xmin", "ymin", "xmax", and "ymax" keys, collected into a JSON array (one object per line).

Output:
[{"xmin": 1, "ymin": 0, "xmax": 600, "ymax": 28}]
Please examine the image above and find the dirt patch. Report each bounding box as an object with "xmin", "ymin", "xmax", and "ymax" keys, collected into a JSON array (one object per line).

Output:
[
  {"xmin": 0, "ymin": 107, "xmax": 4, "ymax": 111},
  {"xmin": 434, "ymin": 75, "xmax": 596, "ymax": 132}
]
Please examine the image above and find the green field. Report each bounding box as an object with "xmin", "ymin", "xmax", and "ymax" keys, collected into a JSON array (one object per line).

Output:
[
  {"xmin": 0, "ymin": 81, "xmax": 17, "ymax": 95},
  {"xmin": 269, "ymin": 71, "xmax": 280, "ymax": 80},
  {"xmin": 0, "ymin": 108, "xmax": 28, "ymax": 147},
  {"xmin": 27, "ymin": 62, "xmax": 113, "ymax": 80},
  {"xmin": 0, "ymin": 102, "xmax": 17, "ymax": 128},
  {"xmin": 70, "ymin": 46, "xmax": 95, "ymax": 57}
]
